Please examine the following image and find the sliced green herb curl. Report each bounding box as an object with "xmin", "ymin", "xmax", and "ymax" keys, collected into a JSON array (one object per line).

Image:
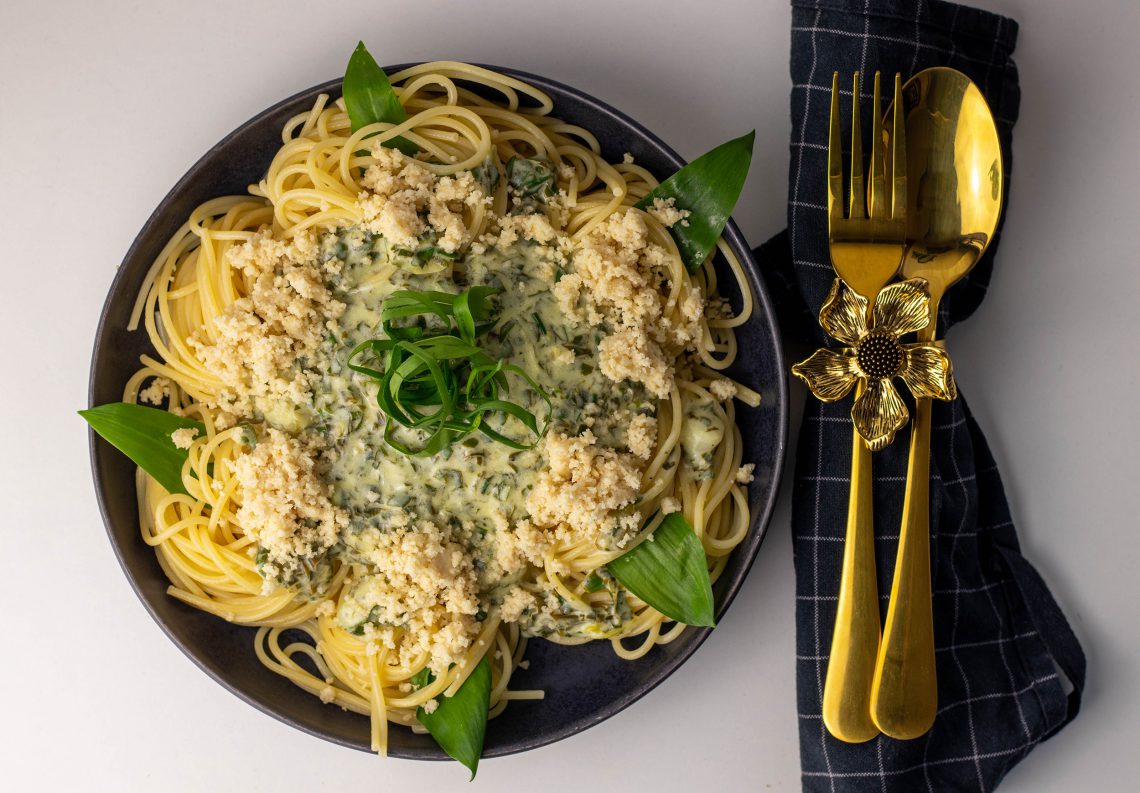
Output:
[
  {"xmin": 635, "ymin": 131, "xmax": 755, "ymax": 273},
  {"xmin": 379, "ymin": 286, "xmax": 499, "ymax": 344},
  {"xmin": 348, "ymin": 287, "xmax": 551, "ymax": 457},
  {"xmin": 609, "ymin": 512, "xmax": 716, "ymax": 627},
  {"xmin": 343, "ymin": 42, "xmax": 418, "ymax": 156},
  {"xmin": 79, "ymin": 402, "xmax": 205, "ymax": 496}
]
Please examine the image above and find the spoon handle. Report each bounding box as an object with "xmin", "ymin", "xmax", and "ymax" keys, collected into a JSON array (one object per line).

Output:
[
  {"xmin": 870, "ymin": 393, "xmax": 937, "ymax": 738},
  {"xmin": 822, "ymin": 384, "xmax": 882, "ymax": 743}
]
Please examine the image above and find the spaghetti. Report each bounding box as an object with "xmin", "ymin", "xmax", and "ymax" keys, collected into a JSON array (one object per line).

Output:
[{"xmin": 122, "ymin": 61, "xmax": 759, "ymax": 755}]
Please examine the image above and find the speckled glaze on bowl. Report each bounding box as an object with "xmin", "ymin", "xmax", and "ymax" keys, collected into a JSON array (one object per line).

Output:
[{"xmin": 87, "ymin": 64, "xmax": 787, "ymax": 760}]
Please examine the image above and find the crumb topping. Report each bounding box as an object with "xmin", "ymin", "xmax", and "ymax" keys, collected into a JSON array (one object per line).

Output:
[
  {"xmin": 232, "ymin": 428, "xmax": 345, "ymax": 592},
  {"xmin": 526, "ymin": 430, "xmax": 643, "ymax": 548}
]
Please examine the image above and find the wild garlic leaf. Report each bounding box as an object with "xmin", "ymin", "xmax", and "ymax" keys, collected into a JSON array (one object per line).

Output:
[
  {"xmin": 410, "ymin": 667, "xmax": 436, "ymax": 690},
  {"xmin": 343, "ymin": 41, "xmax": 418, "ymax": 156},
  {"xmin": 416, "ymin": 656, "xmax": 491, "ymax": 779},
  {"xmin": 635, "ymin": 131, "xmax": 755, "ymax": 273},
  {"xmin": 609, "ymin": 512, "xmax": 716, "ymax": 627},
  {"xmin": 79, "ymin": 402, "xmax": 204, "ymax": 496}
]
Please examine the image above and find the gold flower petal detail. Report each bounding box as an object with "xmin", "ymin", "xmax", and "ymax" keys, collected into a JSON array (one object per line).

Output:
[
  {"xmin": 902, "ymin": 344, "xmax": 957, "ymax": 401},
  {"xmin": 792, "ymin": 277, "xmax": 958, "ymax": 450},
  {"xmin": 852, "ymin": 379, "xmax": 909, "ymax": 451},
  {"xmin": 874, "ymin": 279, "xmax": 932, "ymax": 338},
  {"xmin": 819, "ymin": 279, "xmax": 869, "ymax": 346},
  {"xmin": 791, "ymin": 348, "xmax": 860, "ymax": 401}
]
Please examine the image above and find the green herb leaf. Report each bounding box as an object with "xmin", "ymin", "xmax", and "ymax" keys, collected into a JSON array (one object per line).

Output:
[
  {"xmin": 635, "ymin": 131, "xmax": 755, "ymax": 273},
  {"xmin": 343, "ymin": 42, "xmax": 417, "ymax": 156},
  {"xmin": 416, "ymin": 656, "xmax": 491, "ymax": 779},
  {"xmin": 79, "ymin": 402, "xmax": 205, "ymax": 496},
  {"xmin": 609, "ymin": 512, "xmax": 715, "ymax": 627},
  {"xmin": 410, "ymin": 667, "xmax": 436, "ymax": 690}
]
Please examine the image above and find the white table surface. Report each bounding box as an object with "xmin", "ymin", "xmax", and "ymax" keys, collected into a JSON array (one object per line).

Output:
[{"xmin": 3, "ymin": 0, "xmax": 1137, "ymax": 790}]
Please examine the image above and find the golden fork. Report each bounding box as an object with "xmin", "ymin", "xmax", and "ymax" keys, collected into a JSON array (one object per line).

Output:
[{"xmin": 822, "ymin": 71, "xmax": 907, "ymax": 743}]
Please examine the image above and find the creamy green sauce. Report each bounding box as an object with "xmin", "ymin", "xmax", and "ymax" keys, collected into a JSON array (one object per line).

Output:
[
  {"xmin": 680, "ymin": 394, "xmax": 722, "ymax": 476},
  {"xmin": 291, "ymin": 224, "xmax": 654, "ymax": 634}
]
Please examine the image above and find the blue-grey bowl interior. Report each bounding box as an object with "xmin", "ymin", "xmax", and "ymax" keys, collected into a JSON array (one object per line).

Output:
[{"xmin": 87, "ymin": 64, "xmax": 788, "ymax": 759}]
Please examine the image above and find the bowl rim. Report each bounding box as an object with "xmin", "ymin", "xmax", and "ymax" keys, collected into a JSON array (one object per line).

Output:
[{"xmin": 87, "ymin": 62, "xmax": 788, "ymax": 759}]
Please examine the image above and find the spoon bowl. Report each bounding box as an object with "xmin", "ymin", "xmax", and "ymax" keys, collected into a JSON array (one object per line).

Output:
[{"xmin": 899, "ymin": 66, "xmax": 1004, "ymax": 326}]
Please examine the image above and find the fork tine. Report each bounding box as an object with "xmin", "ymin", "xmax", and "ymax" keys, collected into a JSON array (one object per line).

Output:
[
  {"xmin": 868, "ymin": 72, "xmax": 886, "ymax": 219},
  {"xmin": 891, "ymin": 72, "xmax": 907, "ymax": 221},
  {"xmin": 849, "ymin": 73, "xmax": 865, "ymax": 220},
  {"xmin": 828, "ymin": 72, "xmax": 844, "ymax": 222}
]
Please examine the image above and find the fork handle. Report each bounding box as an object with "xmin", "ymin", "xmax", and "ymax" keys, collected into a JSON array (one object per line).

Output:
[
  {"xmin": 822, "ymin": 391, "xmax": 881, "ymax": 743},
  {"xmin": 870, "ymin": 395, "xmax": 937, "ymax": 739}
]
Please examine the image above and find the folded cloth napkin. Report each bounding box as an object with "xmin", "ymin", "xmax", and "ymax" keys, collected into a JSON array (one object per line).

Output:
[{"xmin": 755, "ymin": 1, "xmax": 1086, "ymax": 790}]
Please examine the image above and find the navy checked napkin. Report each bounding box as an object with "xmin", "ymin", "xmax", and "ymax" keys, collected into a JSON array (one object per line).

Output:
[{"xmin": 754, "ymin": 1, "xmax": 1086, "ymax": 790}]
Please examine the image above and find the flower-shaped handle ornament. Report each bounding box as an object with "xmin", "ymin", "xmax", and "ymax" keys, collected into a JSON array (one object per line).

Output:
[{"xmin": 792, "ymin": 278, "xmax": 956, "ymax": 450}]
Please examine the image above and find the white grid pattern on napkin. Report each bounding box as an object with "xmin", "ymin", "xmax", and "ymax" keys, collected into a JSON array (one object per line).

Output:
[{"xmin": 780, "ymin": 2, "xmax": 1075, "ymax": 791}]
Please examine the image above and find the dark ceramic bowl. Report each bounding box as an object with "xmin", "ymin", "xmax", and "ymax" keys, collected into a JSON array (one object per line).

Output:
[{"xmin": 87, "ymin": 65, "xmax": 787, "ymax": 759}]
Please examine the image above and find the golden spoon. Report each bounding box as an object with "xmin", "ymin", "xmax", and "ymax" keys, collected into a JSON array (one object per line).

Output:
[{"xmin": 869, "ymin": 67, "xmax": 1004, "ymax": 739}]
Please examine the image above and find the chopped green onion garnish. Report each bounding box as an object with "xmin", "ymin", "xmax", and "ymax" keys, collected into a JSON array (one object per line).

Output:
[{"xmin": 348, "ymin": 287, "xmax": 551, "ymax": 457}]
